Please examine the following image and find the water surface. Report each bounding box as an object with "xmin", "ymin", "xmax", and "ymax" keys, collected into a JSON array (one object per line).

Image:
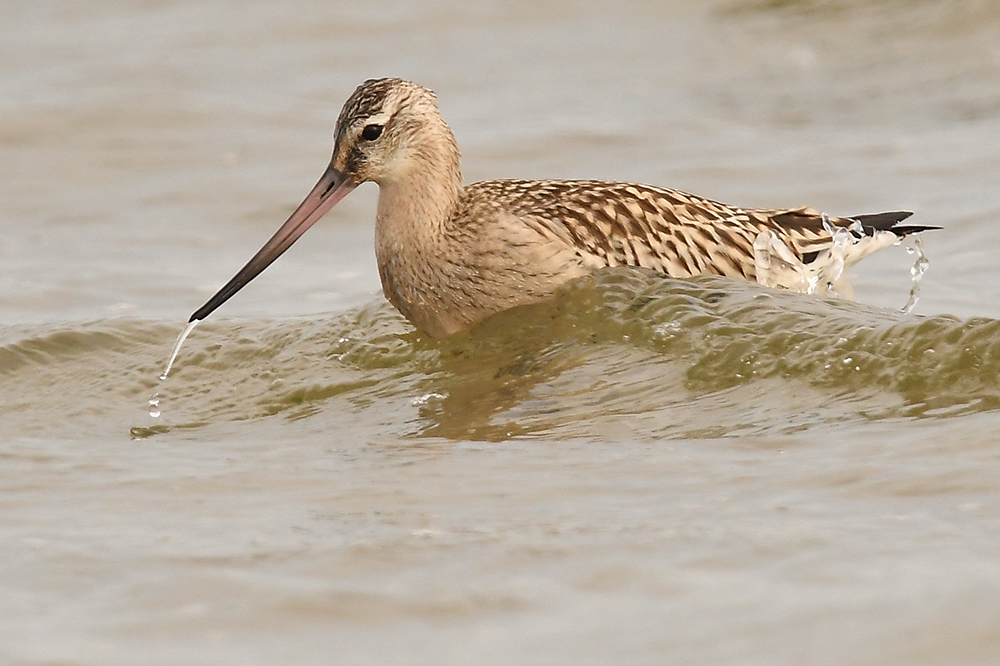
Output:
[{"xmin": 3, "ymin": 1, "xmax": 1000, "ymax": 664}]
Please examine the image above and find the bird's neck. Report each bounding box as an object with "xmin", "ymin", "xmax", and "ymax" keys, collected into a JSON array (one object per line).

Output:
[
  {"xmin": 372, "ymin": 121, "xmax": 465, "ymax": 329},
  {"xmin": 374, "ymin": 123, "xmax": 463, "ymax": 255}
]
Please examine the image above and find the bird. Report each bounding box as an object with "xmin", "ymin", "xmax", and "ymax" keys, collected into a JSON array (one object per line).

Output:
[{"xmin": 188, "ymin": 77, "xmax": 937, "ymax": 338}]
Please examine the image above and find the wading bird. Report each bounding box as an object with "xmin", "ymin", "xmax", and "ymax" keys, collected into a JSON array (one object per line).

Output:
[{"xmin": 189, "ymin": 78, "xmax": 936, "ymax": 337}]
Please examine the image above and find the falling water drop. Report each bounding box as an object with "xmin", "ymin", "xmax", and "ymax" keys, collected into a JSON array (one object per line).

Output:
[
  {"xmin": 902, "ymin": 236, "xmax": 929, "ymax": 314},
  {"xmin": 146, "ymin": 319, "xmax": 200, "ymax": 421},
  {"xmin": 160, "ymin": 319, "xmax": 199, "ymax": 380}
]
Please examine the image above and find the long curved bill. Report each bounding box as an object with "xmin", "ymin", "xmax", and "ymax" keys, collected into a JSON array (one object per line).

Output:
[{"xmin": 189, "ymin": 162, "xmax": 356, "ymax": 322}]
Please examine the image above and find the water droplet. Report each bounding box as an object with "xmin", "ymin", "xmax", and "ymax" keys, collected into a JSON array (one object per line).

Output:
[
  {"xmin": 902, "ymin": 236, "xmax": 929, "ymax": 314},
  {"xmin": 753, "ymin": 216, "xmax": 873, "ymax": 298},
  {"xmin": 821, "ymin": 213, "xmax": 835, "ymax": 235},
  {"xmin": 160, "ymin": 319, "xmax": 199, "ymax": 380},
  {"xmin": 148, "ymin": 394, "xmax": 161, "ymax": 418}
]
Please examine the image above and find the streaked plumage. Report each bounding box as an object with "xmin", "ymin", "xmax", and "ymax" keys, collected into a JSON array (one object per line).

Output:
[{"xmin": 189, "ymin": 78, "xmax": 937, "ymax": 337}]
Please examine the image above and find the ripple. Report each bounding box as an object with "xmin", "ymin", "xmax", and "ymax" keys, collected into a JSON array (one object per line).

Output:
[{"xmin": 4, "ymin": 271, "xmax": 1000, "ymax": 442}]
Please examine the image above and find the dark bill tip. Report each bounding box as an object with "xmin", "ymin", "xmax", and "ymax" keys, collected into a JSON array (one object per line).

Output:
[{"xmin": 188, "ymin": 163, "xmax": 355, "ymax": 322}]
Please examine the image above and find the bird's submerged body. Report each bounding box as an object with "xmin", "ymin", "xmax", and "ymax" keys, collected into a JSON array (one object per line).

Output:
[{"xmin": 188, "ymin": 78, "xmax": 938, "ymax": 337}]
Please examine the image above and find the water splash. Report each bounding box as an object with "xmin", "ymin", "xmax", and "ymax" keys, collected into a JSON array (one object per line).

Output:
[
  {"xmin": 160, "ymin": 319, "xmax": 199, "ymax": 381},
  {"xmin": 412, "ymin": 392, "xmax": 445, "ymax": 406},
  {"xmin": 902, "ymin": 236, "xmax": 929, "ymax": 314},
  {"xmin": 754, "ymin": 215, "xmax": 925, "ymax": 304},
  {"xmin": 817, "ymin": 213, "xmax": 849, "ymax": 293},
  {"xmin": 753, "ymin": 214, "xmax": 852, "ymax": 296},
  {"xmin": 753, "ymin": 229, "xmax": 809, "ymax": 292},
  {"xmin": 146, "ymin": 319, "xmax": 199, "ymax": 420}
]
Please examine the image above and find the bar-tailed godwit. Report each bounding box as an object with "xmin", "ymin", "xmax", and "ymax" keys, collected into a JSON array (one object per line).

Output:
[{"xmin": 188, "ymin": 78, "xmax": 936, "ymax": 337}]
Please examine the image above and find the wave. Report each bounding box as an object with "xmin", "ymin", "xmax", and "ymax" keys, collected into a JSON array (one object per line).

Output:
[{"xmin": 2, "ymin": 270, "xmax": 998, "ymax": 442}]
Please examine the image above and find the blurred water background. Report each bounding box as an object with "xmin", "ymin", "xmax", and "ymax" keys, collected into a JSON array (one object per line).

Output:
[{"xmin": 3, "ymin": 1, "xmax": 1000, "ymax": 664}]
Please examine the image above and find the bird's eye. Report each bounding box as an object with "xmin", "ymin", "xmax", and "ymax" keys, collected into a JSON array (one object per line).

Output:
[{"xmin": 361, "ymin": 124, "xmax": 383, "ymax": 141}]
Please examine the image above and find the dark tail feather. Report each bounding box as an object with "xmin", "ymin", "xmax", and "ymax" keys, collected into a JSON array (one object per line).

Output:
[{"xmin": 849, "ymin": 211, "xmax": 941, "ymax": 237}]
